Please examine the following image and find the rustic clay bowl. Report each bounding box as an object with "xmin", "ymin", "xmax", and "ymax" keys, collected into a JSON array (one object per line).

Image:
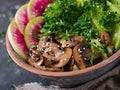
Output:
[{"xmin": 6, "ymin": 33, "xmax": 120, "ymax": 88}]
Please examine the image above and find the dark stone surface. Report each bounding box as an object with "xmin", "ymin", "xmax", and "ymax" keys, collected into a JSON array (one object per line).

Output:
[
  {"xmin": 0, "ymin": 1, "xmax": 50, "ymax": 90},
  {"xmin": 0, "ymin": 0, "xmax": 120, "ymax": 90}
]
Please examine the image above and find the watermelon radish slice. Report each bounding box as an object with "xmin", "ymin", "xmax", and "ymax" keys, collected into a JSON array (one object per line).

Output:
[
  {"xmin": 15, "ymin": 4, "xmax": 29, "ymax": 35},
  {"xmin": 24, "ymin": 16, "xmax": 44, "ymax": 48},
  {"xmin": 7, "ymin": 21, "xmax": 28, "ymax": 60},
  {"xmin": 27, "ymin": 0, "xmax": 50, "ymax": 20}
]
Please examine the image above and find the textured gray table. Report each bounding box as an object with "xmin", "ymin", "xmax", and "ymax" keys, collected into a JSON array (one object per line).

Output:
[
  {"xmin": 0, "ymin": 1, "xmax": 51, "ymax": 90},
  {"xmin": 0, "ymin": 1, "xmax": 120, "ymax": 90}
]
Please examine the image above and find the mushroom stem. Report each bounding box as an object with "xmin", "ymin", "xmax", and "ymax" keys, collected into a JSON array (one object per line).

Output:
[{"xmin": 35, "ymin": 65, "xmax": 62, "ymax": 72}]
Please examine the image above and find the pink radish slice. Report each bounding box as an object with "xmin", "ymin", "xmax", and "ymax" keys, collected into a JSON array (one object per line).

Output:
[
  {"xmin": 24, "ymin": 16, "xmax": 44, "ymax": 48},
  {"xmin": 28, "ymin": 0, "xmax": 50, "ymax": 20},
  {"xmin": 15, "ymin": 4, "xmax": 29, "ymax": 35},
  {"xmin": 7, "ymin": 21, "xmax": 28, "ymax": 60}
]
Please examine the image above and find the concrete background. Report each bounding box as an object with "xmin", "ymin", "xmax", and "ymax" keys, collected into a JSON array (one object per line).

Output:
[{"xmin": 0, "ymin": 0, "xmax": 50, "ymax": 90}]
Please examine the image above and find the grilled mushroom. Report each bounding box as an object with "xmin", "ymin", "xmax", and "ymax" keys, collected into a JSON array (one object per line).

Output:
[
  {"xmin": 100, "ymin": 31, "xmax": 110, "ymax": 45},
  {"xmin": 37, "ymin": 36, "xmax": 72, "ymax": 68},
  {"xmin": 42, "ymin": 48, "xmax": 72, "ymax": 68},
  {"xmin": 28, "ymin": 47, "xmax": 44, "ymax": 66},
  {"xmin": 82, "ymin": 48, "xmax": 101, "ymax": 60},
  {"xmin": 73, "ymin": 43, "xmax": 87, "ymax": 69},
  {"xmin": 43, "ymin": 59, "xmax": 59, "ymax": 67},
  {"xmin": 28, "ymin": 56, "xmax": 43, "ymax": 67},
  {"xmin": 81, "ymin": 48, "xmax": 102, "ymax": 64},
  {"xmin": 51, "ymin": 48, "xmax": 72, "ymax": 67}
]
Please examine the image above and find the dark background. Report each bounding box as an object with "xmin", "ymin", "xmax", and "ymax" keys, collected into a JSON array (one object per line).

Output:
[
  {"xmin": 0, "ymin": 0, "xmax": 51, "ymax": 90},
  {"xmin": 0, "ymin": 1, "xmax": 120, "ymax": 90}
]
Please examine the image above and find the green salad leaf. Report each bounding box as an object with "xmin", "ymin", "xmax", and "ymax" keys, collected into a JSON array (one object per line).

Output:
[{"xmin": 41, "ymin": 0, "xmax": 119, "ymax": 39}]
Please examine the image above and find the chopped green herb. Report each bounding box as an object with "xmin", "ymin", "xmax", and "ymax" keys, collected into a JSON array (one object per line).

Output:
[{"xmin": 41, "ymin": 0, "xmax": 82, "ymax": 39}]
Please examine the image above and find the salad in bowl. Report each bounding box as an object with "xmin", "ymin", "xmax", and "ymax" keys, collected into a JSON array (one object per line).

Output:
[{"xmin": 7, "ymin": 0, "xmax": 120, "ymax": 72}]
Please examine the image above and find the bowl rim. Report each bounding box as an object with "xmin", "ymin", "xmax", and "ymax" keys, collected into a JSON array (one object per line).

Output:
[{"xmin": 6, "ymin": 32, "xmax": 120, "ymax": 77}]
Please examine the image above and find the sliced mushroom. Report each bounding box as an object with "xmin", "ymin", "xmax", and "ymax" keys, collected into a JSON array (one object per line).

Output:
[
  {"xmin": 82, "ymin": 48, "xmax": 102, "ymax": 64},
  {"xmin": 38, "ymin": 36, "xmax": 60, "ymax": 52},
  {"xmin": 43, "ymin": 53, "xmax": 55, "ymax": 60},
  {"xmin": 37, "ymin": 36, "xmax": 72, "ymax": 68},
  {"xmin": 41, "ymin": 41, "xmax": 63, "ymax": 61},
  {"xmin": 81, "ymin": 48, "xmax": 91, "ymax": 62},
  {"xmin": 73, "ymin": 43, "xmax": 87, "ymax": 69},
  {"xmin": 28, "ymin": 55, "xmax": 44, "ymax": 66},
  {"xmin": 100, "ymin": 31, "xmax": 110, "ymax": 45},
  {"xmin": 82, "ymin": 48, "xmax": 102, "ymax": 60},
  {"xmin": 43, "ymin": 48, "xmax": 72, "ymax": 68},
  {"xmin": 29, "ymin": 47, "xmax": 40, "ymax": 57},
  {"xmin": 28, "ymin": 53, "xmax": 62, "ymax": 72},
  {"xmin": 37, "ymin": 36, "xmax": 48, "ymax": 52},
  {"xmin": 43, "ymin": 58, "xmax": 59, "ymax": 67},
  {"xmin": 28, "ymin": 47, "xmax": 44, "ymax": 66},
  {"xmin": 59, "ymin": 36, "xmax": 84, "ymax": 47}
]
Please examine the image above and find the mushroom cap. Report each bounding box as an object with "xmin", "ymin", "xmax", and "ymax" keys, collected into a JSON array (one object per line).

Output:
[
  {"xmin": 51, "ymin": 48, "xmax": 72, "ymax": 68},
  {"xmin": 73, "ymin": 43, "xmax": 87, "ymax": 69}
]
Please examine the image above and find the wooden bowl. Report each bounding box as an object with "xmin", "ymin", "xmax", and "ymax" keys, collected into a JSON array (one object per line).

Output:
[{"xmin": 6, "ymin": 33, "xmax": 120, "ymax": 88}]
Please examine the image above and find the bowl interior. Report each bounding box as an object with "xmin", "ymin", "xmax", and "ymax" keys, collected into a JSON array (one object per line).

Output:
[{"xmin": 5, "ymin": 32, "xmax": 120, "ymax": 77}]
